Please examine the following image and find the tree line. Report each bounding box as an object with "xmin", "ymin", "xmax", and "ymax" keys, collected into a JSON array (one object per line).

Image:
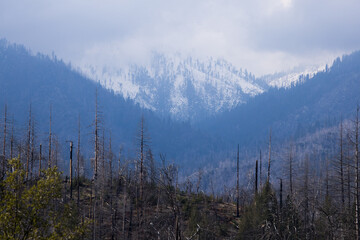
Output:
[{"xmin": 1, "ymin": 93, "xmax": 360, "ymax": 239}]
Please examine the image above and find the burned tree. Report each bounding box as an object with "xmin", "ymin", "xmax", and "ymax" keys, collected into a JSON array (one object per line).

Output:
[
  {"xmin": 77, "ymin": 115, "xmax": 81, "ymax": 207},
  {"xmin": 255, "ymin": 160, "xmax": 258, "ymax": 195},
  {"xmin": 267, "ymin": 128, "xmax": 272, "ymax": 183},
  {"xmin": 69, "ymin": 141, "xmax": 73, "ymax": 200},
  {"xmin": 236, "ymin": 144, "xmax": 240, "ymax": 217},
  {"xmin": 48, "ymin": 104, "xmax": 52, "ymax": 168},
  {"xmin": 2, "ymin": 104, "xmax": 7, "ymax": 176},
  {"xmin": 92, "ymin": 89, "xmax": 101, "ymax": 240},
  {"xmin": 25, "ymin": 104, "xmax": 31, "ymax": 180}
]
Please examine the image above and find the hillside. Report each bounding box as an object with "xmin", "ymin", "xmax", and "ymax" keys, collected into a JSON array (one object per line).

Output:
[
  {"xmin": 0, "ymin": 39, "xmax": 221, "ymax": 173},
  {"xmin": 200, "ymin": 51, "xmax": 360, "ymax": 145},
  {"xmin": 81, "ymin": 53, "xmax": 264, "ymax": 122},
  {"xmin": 2, "ymin": 39, "xmax": 360, "ymax": 185}
]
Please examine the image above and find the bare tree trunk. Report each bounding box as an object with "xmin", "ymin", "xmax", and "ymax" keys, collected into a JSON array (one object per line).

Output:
[
  {"xmin": 279, "ymin": 178, "xmax": 283, "ymax": 210},
  {"xmin": 355, "ymin": 106, "xmax": 360, "ymax": 240},
  {"xmin": 128, "ymin": 196, "xmax": 133, "ymax": 240},
  {"xmin": 175, "ymin": 214, "xmax": 180, "ymax": 240},
  {"xmin": 54, "ymin": 137, "xmax": 59, "ymax": 168},
  {"xmin": 102, "ymin": 129, "xmax": 105, "ymax": 178},
  {"xmin": 267, "ymin": 128, "xmax": 272, "ymax": 183},
  {"xmin": 30, "ymin": 121, "xmax": 35, "ymax": 180},
  {"xmin": 2, "ymin": 104, "xmax": 7, "ymax": 176},
  {"xmin": 304, "ymin": 156, "xmax": 309, "ymax": 238},
  {"xmin": 140, "ymin": 116, "xmax": 144, "ymax": 208},
  {"xmin": 93, "ymin": 89, "xmax": 99, "ymax": 240},
  {"xmin": 39, "ymin": 144, "xmax": 42, "ymax": 177},
  {"xmin": 289, "ymin": 144, "xmax": 293, "ymax": 196},
  {"xmin": 101, "ymin": 129, "xmax": 105, "ymax": 211},
  {"xmin": 175, "ymin": 168, "xmax": 181, "ymax": 240},
  {"xmin": 196, "ymin": 169, "xmax": 202, "ymax": 194},
  {"xmin": 10, "ymin": 117, "xmax": 13, "ymax": 160},
  {"xmin": 92, "ymin": 180, "xmax": 97, "ymax": 240},
  {"xmin": 236, "ymin": 144, "xmax": 240, "ymax": 217},
  {"xmin": 138, "ymin": 115, "xmax": 145, "ymax": 237},
  {"xmin": 255, "ymin": 160, "xmax": 258, "ymax": 195},
  {"xmin": 89, "ymin": 183, "xmax": 93, "ymax": 219},
  {"xmin": 109, "ymin": 134, "xmax": 115, "ymax": 240},
  {"xmin": 259, "ymin": 150, "xmax": 262, "ymax": 189},
  {"xmin": 122, "ymin": 175, "xmax": 127, "ymax": 240},
  {"xmin": 48, "ymin": 104, "xmax": 52, "ymax": 168},
  {"xmin": 18, "ymin": 143, "xmax": 22, "ymax": 161},
  {"xmin": 118, "ymin": 146, "xmax": 122, "ymax": 183},
  {"xmin": 77, "ymin": 115, "xmax": 81, "ymax": 207},
  {"xmin": 25, "ymin": 104, "xmax": 31, "ymax": 181},
  {"xmin": 325, "ymin": 156, "xmax": 329, "ymax": 197},
  {"xmin": 347, "ymin": 144, "xmax": 351, "ymax": 211},
  {"xmin": 94, "ymin": 89, "xmax": 99, "ymax": 177},
  {"xmin": 70, "ymin": 141, "xmax": 73, "ymax": 200},
  {"xmin": 340, "ymin": 119, "xmax": 345, "ymax": 209}
]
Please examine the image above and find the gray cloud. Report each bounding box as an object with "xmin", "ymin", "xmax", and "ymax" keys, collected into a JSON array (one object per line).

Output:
[{"xmin": 1, "ymin": 0, "xmax": 359, "ymax": 75}]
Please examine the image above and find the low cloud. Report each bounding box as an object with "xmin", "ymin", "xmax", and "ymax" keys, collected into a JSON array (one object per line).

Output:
[{"xmin": 1, "ymin": 0, "xmax": 359, "ymax": 75}]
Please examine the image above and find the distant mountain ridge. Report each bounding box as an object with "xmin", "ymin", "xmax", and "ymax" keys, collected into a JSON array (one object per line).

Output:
[
  {"xmin": 260, "ymin": 65, "xmax": 326, "ymax": 88},
  {"xmin": 81, "ymin": 53, "xmax": 265, "ymax": 121},
  {"xmin": 0, "ymin": 39, "xmax": 221, "ymax": 171},
  {"xmin": 2, "ymin": 38, "xmax": 360, "ymax": 190},
  {"xmin": 81, "ymin": 53, "xmax": 325, "ymax": 121},
  {"xmin": 199, "ymin": 51, "xmax": 360, "ymax": 145}
]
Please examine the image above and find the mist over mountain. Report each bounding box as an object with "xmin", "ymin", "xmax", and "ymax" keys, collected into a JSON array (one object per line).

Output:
[
  {"xmin": 2, "ymin": 0, "xmax": 360, "ymax": 237},
  {"xmin": 81, "ymin": 53, "xmax": 265, "ymax": 122},
  {"xmin": 0, "ymin": 39, "xmax": 223, "ymax": 173},
  {"xmin": 199, "ymin": 51, "xmax": 360, "ymax": 145},
  {"xmin": 2, "ymin": 38, "xmax": 360, "ymax": 182},
  {"xmin": 81, "ymin": 52, "xmax": 328, "ymax": 123}
]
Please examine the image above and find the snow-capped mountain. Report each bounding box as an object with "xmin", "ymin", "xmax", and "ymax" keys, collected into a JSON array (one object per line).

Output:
[
  {"xmin": 80, "ymin": 53, "xmax": 324, "ymax": 121},
  {"xmin": 81, "ymin": 53, "xmax": 264, "ymax": 121},
  {"xmin": 260, "ymin": 65, "xmax": 326, "ymax": 88}
]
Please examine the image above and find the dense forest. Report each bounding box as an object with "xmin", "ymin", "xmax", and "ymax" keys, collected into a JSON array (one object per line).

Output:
[{"xmin": 1, "ymin": 95, "xmax": 360, "ymax": 239}]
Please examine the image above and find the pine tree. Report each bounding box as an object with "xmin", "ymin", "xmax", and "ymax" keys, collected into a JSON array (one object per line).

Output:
[{"xmin": 0, "ymin": 158, "xmax": 89, "ymax": 239}]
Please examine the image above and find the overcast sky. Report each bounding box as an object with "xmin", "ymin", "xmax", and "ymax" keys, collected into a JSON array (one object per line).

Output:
[{"xmin": 1, "ymin": 0, "xmax": 360, "ymax": 75}]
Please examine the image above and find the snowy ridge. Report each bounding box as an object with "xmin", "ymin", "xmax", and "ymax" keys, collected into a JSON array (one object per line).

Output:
[
  {"xmin": 261, "ymin": 65, "xmax": 326, "ymax": 88},
  {"xmin": 81, "ymin": 53, "xmax": 264, "ymax": 121},
  {"xmin": 80, "ymin": 53, "xmax": 324, "ymax": 121}
]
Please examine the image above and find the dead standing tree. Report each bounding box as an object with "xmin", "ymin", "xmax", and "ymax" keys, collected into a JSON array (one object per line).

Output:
[
  {"xmin": 136, "ymin": 115, "xmax": 150, "ymax": 238},
  {"xmin": 350, "ymin": 106, "xmax": 360, "ymax": 239},
  {"xmin": 255, "ymin": 160, "xmax": 258, "ymax": 195},
  {"xmin": 259, "ymin": 150, "xmax": 262, "ymax": 189},
  {"xmin": 25, "ymin": 104, "xmax": 31, "ymax": 180},
  {"xmin": 139, "ymin": 116, "xmax": 145, "ymax": 211},
  {"xmin": 1, "ymin": 104, "xmax": 7, "ymax": 177},
  {"xmin": 77, "ymin": 114, "xmax": 81, "ymax": 207},
  {"xmin": 39, "ymin": 144, "xmax": 42, "ymax": 177},
  {"xmin": 10, "ymin": 116, "xmax": 14, "ymax": 160},
  {"xmin": 236, "ymin": 144, "xmax": 240, "ymax": 217},
  {"xmin": 267, "ymin": 128, "xmax": 272, "ymax": 183},
  {"xmin": 30, "ymin": 119, "xmax": 35, "ymax": 180},
  {"xmin": 354, "ymin": 106, "xmax": 360, "ymax": 239},
  {"xmin": 283, "ymin": 141, "xmax": 294, "ymax": 197},
  {"xmin": 69, "ymin": 141, "xmax": 73, "ymax": 200},
  {"xmin": 48, "ymin": 104, "xmax": 52, "ymax": 168},
  {"xmin": 92, "ymin": 88, "xmax": 101, "ymax": 240},
  {"xmin": 108, "ymin": 133, "xmax": 115, "ymax": 240},
  {"xmin": 333, "ymin": 119, "xmax": 346, "ymax": 214},
  {"xmin": 159, "ymin": 154, "xmax": 181, "ymax": 240}
]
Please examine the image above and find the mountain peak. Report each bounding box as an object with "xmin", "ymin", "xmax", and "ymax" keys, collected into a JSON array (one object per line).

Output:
[{"xmin": 80, "ymin": 53, "xmax": 264, "ymax": 121}]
